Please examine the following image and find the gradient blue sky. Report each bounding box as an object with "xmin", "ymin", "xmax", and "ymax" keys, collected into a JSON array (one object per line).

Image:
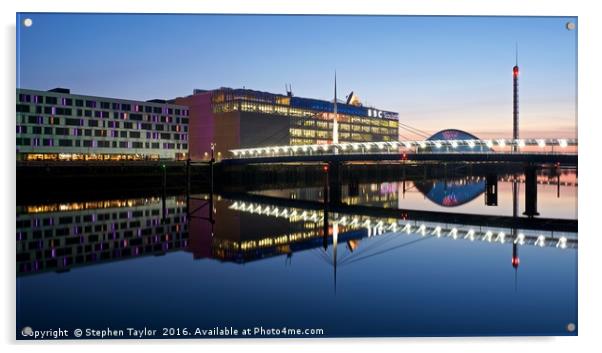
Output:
[{"xmin": 16, "ymin": 14, "xmax": 577, "ymax": 138}]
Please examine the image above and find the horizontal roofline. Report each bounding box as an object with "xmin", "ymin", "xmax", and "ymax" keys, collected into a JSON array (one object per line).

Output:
[
  {"xmin": 205, "ymin": 86, "xmax": 397, "ymax": 114},
  {"xmin": 17, "ymin": 88, "xmax": 188, "ymax": 108}
]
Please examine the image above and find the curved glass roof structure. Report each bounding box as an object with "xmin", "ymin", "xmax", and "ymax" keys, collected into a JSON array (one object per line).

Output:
[{"xmin": 424, "ymin": 129, "xmax": 491, "ymax": 152}]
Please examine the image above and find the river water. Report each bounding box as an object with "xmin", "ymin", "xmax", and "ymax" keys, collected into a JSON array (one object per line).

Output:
[{"xmin": 16, "ymin": 168, "xmax": 577, "ymax": 338}]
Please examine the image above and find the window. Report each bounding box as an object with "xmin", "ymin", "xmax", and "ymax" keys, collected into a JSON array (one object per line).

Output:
[
  {"xmin": 75, "ymin": 99, "xmax": 83, "ymax": 107},
  {"xmin": 45, "ymin": 96, "xmax": 58, "ymax": 105},
  {"xmin": 65, "ymin": 118, "xmax": 82, "ymax": 126},
  {"xmin": 56, "ymin": 108, "xmax": 73, "ymax": 116},
  {"xmin": 17, "ymin": 104, "xmax": 30, "ymax": 113},
  {"xmin": 55, "ymin": 128, "xmax": 69, "ymax": 135},
  {"xmin": 58, "ymin": 139, "xmax": 73, "ymax": 147},
  {"xmin": 16, "ymin": 138, "xmax": 31, "ymax": 146},
  {"xmin": 27, "ymin": 116, "xmax": 41, "ymax": 124},
  {"xmin": 85, "ymin": 100, "xmax": 97, "ymax": 108}
]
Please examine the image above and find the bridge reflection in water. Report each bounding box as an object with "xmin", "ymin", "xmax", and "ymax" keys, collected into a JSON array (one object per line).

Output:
[{"xmin": 17, "ymin": 172, "xmax": 577, "ymax": 284}]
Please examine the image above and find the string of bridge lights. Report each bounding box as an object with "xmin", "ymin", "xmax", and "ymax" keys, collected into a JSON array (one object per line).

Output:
[
  {"xmin": 229, "ymin": 138, "xmax": 577, "ymax": 158},
  {"xmin": 228, "ymin": 202, "xmax": 577, "ymax": 250}
]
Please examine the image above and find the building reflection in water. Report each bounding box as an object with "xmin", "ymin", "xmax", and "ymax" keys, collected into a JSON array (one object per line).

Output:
[
  {"xmin": 414, "ymin": 177, "xmax": 486, "ymax": 207},
  {"xmin": 16, "ymin": 172, "xmax": 577, "ymax": 277},
  {"xmin": 17, "ymin": 197, "xmax": 189, "ymax": 275}
]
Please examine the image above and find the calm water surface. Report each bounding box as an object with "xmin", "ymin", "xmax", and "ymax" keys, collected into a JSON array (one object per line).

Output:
[{"xmin": 16, "ymin": 170, "xmax": 578, "ymax": 338}]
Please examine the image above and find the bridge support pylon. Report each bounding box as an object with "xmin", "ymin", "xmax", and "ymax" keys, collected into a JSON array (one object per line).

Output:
[
  {"xmin": 485, "ymin": 174, "xmax": 498, "ymax": 206},
  {"xmin": 327, "ymin": 161, "xmax": 342, "ymax": 206},
  {"xmin": 523, "ymin": 165, "xmax": 540, "ymax": 218}
]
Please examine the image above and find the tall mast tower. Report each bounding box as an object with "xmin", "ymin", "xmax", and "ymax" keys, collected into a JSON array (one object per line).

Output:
[
  {"xmin": 513, "ymin": 43, "xmax": 519, "ymax": 151},
  {"xmin": 333, "ymin": 72, "xmax": 339, "ymax": 144}
]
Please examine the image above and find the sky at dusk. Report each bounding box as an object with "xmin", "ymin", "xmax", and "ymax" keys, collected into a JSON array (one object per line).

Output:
[{"xmin": 16, "ymin": 14, "xmax": 577, "ymax": 139}]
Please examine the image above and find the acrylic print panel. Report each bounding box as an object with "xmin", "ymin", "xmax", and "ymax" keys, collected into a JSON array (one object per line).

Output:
[{"xmin": 16, "ymin": 13, "xmax": 577, "ymax": 339}]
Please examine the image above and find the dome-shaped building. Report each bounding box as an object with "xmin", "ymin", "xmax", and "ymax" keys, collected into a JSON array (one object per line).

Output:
[{"xmin": 421, "ymin": 129, "xmax": 491, "ymax": 152}]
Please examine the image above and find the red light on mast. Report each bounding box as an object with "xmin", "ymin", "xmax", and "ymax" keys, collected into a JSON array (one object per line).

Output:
[
  {"xmin": 512, "ymin": 256, "xmax": 520, "ymax": 268},
  {"xmin": 513, "ymin": 66, "xmax": 519, "ymax": 78}
]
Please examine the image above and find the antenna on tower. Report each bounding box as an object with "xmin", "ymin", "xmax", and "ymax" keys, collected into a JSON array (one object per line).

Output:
[
  {"xmin": 512, "ymin": 42, "xmax": 520, "ymax": 148},
  {"xmin": 334, "ymin": 71, "xmax": 337, "ymax": 103}
]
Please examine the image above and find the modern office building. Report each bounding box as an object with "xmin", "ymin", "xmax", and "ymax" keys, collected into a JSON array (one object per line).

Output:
[
  {"xmin": 174, "ymin": 87, "xmax": 399, "ymax": 160},
  {"xmin": 16, "ymin": 88, "xmax": 190, "ymax": 161}
]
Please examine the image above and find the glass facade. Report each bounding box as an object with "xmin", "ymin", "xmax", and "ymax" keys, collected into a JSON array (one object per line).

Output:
[
  {"xmin": 211, "ymin": 88, "xmax": 399, "ymax": 145},
  {"xmin": 16, "ymin": 89, "xmax": 190, "ymax": 161}
]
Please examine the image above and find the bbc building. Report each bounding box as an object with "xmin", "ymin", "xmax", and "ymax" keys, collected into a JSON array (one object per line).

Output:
[
  {"xmin": 174, "ymin": 87, "xmax": 400, "ymax": 160},
  {"xmin": 16, "ymin": 88, "xmax": 190, "ymax": 161}
]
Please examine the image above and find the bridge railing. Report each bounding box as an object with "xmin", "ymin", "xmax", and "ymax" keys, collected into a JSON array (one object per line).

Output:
[
  {"xmin": 228, "ymin": 201, "xmax": 577, "ymax": 250},
  {"xmin": 229, "ymin": 138, "xmax": 577, "ymax": 159}
]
